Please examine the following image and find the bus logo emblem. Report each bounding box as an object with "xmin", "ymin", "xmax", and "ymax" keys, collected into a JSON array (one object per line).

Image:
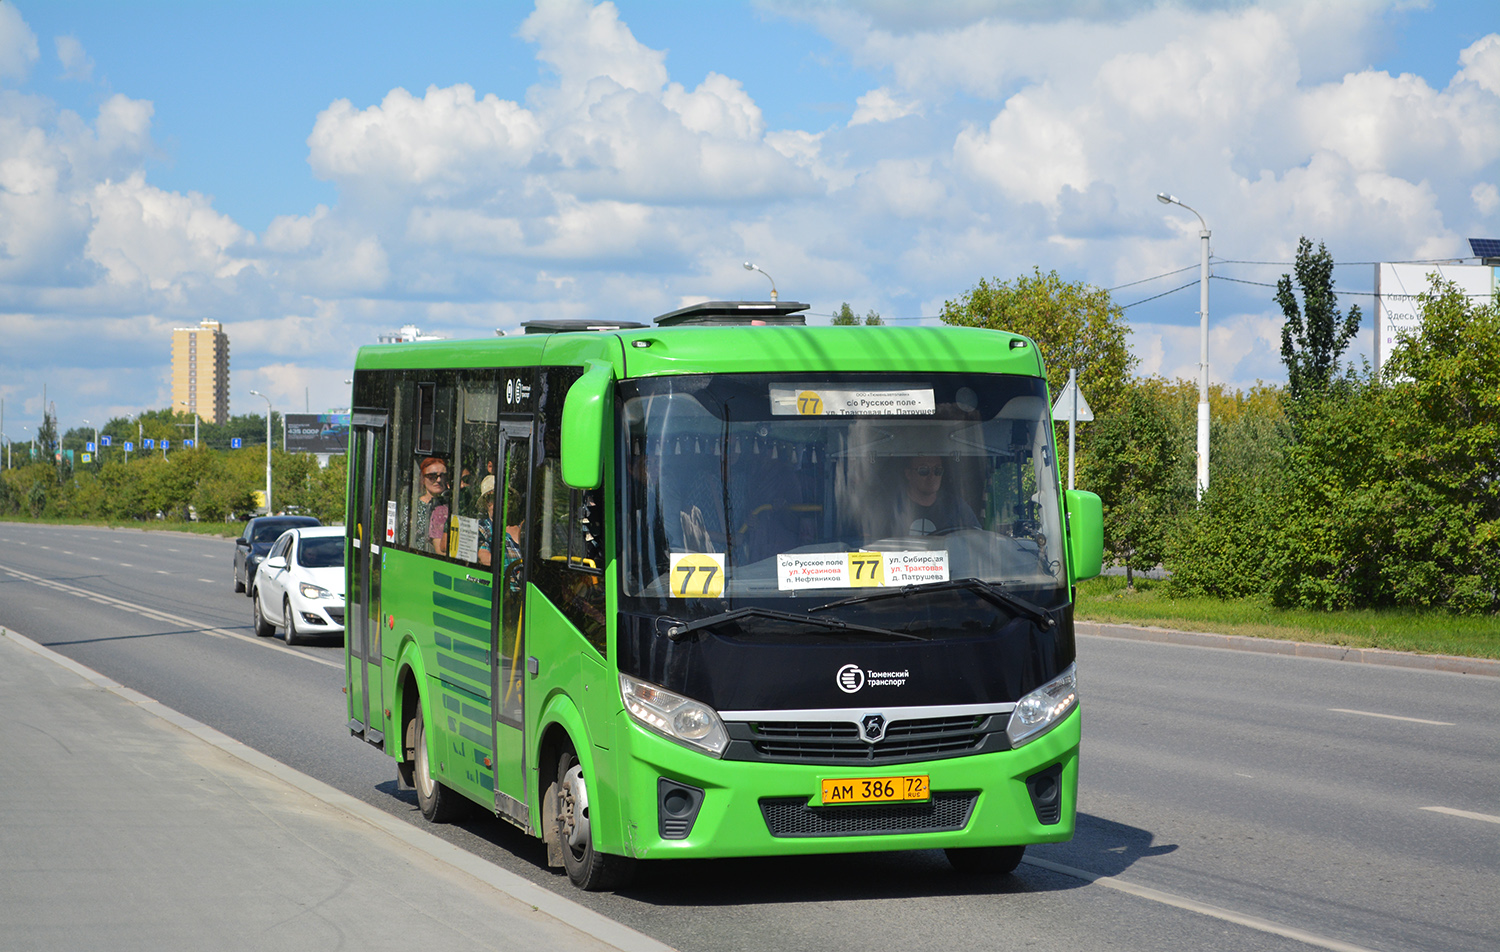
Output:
[
  {"xmin": 860, "ymin": 714, "xmax": 885, "ymax": 742},
  {"xmin": 836, "ymin": 664, "xmax": 864, "ymax": 693}
]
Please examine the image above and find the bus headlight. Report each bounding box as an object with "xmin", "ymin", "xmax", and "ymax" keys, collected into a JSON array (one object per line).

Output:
[
  {"xmin": 620, "ymin": 674, "xmax": 728, "ymax": 757},
  {"xmin": 1006, "ymin": 663, "xmax": 1078, "ymax": 748}
]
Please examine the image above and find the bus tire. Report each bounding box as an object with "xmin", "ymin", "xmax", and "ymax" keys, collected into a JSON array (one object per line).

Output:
[
  {"xmin": 251, "ymin": 590, "xmax": 275, "ymax": 638},
  {"xmin": 414, "ymin": 702, "xmax": 464, "ymax": 823},
  {"xmin": 283, "ymin": 599, "xmax": 304, "ymax": 647},
  {"xmin": 555, "ymin": 746, "xmax": 635, "ymax": 891},
  {"xmin": 945, "ymin": 845, "xmax": 1025, "ymax": 875}
]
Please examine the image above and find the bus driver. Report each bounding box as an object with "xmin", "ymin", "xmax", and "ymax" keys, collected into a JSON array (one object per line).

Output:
[{"xmin": 894, "ymin": 455, "xmax": 978, "ymax": 537}]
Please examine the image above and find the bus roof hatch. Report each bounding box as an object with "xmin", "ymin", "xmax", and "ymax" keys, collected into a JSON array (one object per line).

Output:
[{"xmin": 653, "ymin": 300, "xmax": 810, "ymax": 327}]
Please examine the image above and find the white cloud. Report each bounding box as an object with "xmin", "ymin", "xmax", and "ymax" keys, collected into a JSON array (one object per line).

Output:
[
  {"xmin": 850, "ymin": 87, "xmax": 922, "ymax": 125},
  {"xmin": 1473, "ymin": 182, "xmax": 1500, "ymax": 216},
  {"xmin": 0, "ymin": 3, "xmax": 38, "ymax": 81},
  {"xmin": 55, "ymin": 35, "xmax": 93, "ymax": 82}
]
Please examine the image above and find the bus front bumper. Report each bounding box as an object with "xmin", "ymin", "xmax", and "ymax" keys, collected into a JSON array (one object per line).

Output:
[{"xmin": 612, "ymin": 707, "xmax": 1080, "ymax": 860}]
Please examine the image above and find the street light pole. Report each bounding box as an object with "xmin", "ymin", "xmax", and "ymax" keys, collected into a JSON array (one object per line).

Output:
[
  {"xmin": 249, "ymin": 390, "xmax": 273, "ymax": 514},
  {"xmin": 742, "ymin": 262, "xmax": 778, "ymax": 301},
  {"xmin": 1157, "ymin": 191, "xmax": 1211, "ymax": 500}
]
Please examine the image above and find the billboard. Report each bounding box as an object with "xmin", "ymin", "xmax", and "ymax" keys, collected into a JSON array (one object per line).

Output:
[
  {"xmin": 1375, "ymin": 263, "xmax": 1496, "ymax": 373},
  {"xmin": 284, "ymin": 413, "xmax": 351, "ymax": 455}
]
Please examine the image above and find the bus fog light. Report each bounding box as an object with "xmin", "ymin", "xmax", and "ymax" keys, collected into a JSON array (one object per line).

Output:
[
  {"xmin": 621, "ymin": 674, "xmax": 728, "ymax": 757},
  {"xmin": 1006, "ymin": 664, "xmax": 1078, "ymax": 748}
]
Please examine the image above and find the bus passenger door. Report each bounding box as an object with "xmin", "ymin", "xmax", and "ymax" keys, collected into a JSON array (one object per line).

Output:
[
  {"xmin": 491, "ymin": 426, "xmax": 531, "ymax": 824},
  {"xmin": 347, "ymin": 413, "xmax": 389, "ymax": 748}
]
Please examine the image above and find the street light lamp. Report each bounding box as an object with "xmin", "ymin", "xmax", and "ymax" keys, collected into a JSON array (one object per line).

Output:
[
  {"xmin": 1156, "ymin": 191, "xmax": 1211, "ymax": 499},
  {"xmin": 177, "ymin": 401, "xmax": 199, "ymax": 449},
  {"xmin": 742, "ymin": 261, "xmax": 778, "ymax": 301},
  {"xmin": 249, "ymin": 390, "xmax": 273, "ymax": 514}
]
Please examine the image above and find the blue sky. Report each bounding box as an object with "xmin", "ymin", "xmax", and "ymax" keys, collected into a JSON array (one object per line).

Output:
[{"xmin": 3, "ymin": 0, "xmax": 1498, "ymax": 432}]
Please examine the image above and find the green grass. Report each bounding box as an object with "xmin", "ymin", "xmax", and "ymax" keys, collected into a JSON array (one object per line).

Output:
[{"xmin": 1077, "ymin": 576, "xmax": 1500, "ymax": 660}]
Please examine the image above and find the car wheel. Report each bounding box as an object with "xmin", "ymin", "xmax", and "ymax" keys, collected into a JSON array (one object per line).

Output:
[
  {"xmin": 233, "ymin": 564, "xmax": 244, "ymax": 594},
  {"xmin": 245, "ymin": 567, "xmax": 256, "ymax": 597},
  {"xmin": 251, "ymin": 590, "xmax": 275, "ymax": 638},
  {"xmin": 554, "ymin": 746, "xmax": 636, "ymax": 891},
  {"xmin": 945, "ymin": 845, "xmax": 1025, "ymax": 875},
  {"xmin": 413, "ymin": 702, "xmax": 465, "ymax": 823},
  {"xmin": 283, "ymin": 599, "xmax": 303, "ymax": 647}
]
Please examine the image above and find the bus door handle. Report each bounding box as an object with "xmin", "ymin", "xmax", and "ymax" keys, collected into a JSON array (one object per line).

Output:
[{"xmin": 527, "ymin": 656, "xmax": 539, "ymax": 677}]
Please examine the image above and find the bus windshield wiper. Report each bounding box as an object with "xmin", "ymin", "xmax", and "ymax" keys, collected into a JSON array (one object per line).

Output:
[
  {"xmin": 806, "ymin": 577, "xmax": 1053, "ymax": 629},
  {"xmin": 664, "ymin": 606, "xmax": 926, "ymax": 642}
]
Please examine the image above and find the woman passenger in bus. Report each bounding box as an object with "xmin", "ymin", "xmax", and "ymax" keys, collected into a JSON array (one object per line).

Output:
[{"xmin": 414, "ymin": 456, "xmax": 451, "ymax": 555}]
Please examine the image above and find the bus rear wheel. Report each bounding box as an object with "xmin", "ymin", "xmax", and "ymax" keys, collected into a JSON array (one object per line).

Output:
[
  {"xmin": 555, "ymin": 747, "xmax": 635, "ymax": 891},
  {"xmin": 945, "ymin": 845, "xmax": 1025, "ymax": 875},
  {"xmin": 413, "ymin": 703, "xmax": 464, "ymax": 823}
]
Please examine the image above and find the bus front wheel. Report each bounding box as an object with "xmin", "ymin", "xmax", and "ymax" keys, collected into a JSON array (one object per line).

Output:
[
  {"xmin": 414, "ymin": 703, "xmax": 464, "ymax": 823},
  {"xmin": 554, "ymin": 747, "xmax": 635, "ymax": 891},
  {"xmin": 946, "ymin": 845, "xmax": 1025, "ymax": 875}
]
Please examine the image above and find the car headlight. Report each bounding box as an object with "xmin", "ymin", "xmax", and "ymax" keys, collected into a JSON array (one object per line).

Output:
[
  {"xmin": 620, "ymin": 673, "xmax": 728, "ymax": 757},
  {"xmin": 299, "ymin": 582, "xmax": 333, "ymax": 599},
  {"xmin": 1006, "ymin": 663, "xmax": 1078, "ymax": 748}
]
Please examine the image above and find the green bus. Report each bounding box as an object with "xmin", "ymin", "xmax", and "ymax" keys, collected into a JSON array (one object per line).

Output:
[{"xmin": 344, "ymin": 300, "xmax": 1103, "ymax": 890}]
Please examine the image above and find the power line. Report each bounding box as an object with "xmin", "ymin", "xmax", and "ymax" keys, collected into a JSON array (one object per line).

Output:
[
  {"xmin": 1107, "ymin": 264, "xmax": 1199, "ymax": 292},
  {"xmin": 1121, "ymin": 280, "xmax": 1200, "ymax": 310}
]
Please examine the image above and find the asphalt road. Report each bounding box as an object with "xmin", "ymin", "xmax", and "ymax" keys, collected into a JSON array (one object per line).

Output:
[{"xmin": 2, "ymin": 521, "xmax": 1496, "ymax": 952}]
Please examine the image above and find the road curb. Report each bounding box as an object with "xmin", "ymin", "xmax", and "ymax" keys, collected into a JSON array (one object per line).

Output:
[
  {"xmin": 1075, "ymin": 621, "xmax": 1500, "ymax": 677},
  {"xmin": 0, "ymin": 625, "xmax": 676, "ymax": 952}
]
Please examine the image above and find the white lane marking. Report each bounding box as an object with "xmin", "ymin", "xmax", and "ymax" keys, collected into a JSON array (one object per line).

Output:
[
  {"xmin": 0, "ymin": 562, "xmax": 341, "ymax": 670},
  {"xmin": 1024, "ymin": 856, "xmax": 1386, "ymax": 952},
  {"xmin": 1329, "ymin": 708, "xmax": 1454, "ymax": 726},
  {"xmin": 1421, "ymin": 806, "xmax": 1500, "ymax": 826},
  {"xmin": 155, "ymin": 570, "xmax": 169, "ymax": 575},
  {"xmin": 119, "ymin": 562, "xmax": 132, "ymax": 567},
  {"xmin": 90, "ymin": 557, "xmax": 101, "ymax": 561},
  {"xmin": 62, "ymin": 550, "xmax": 74, "ymax": 555},
  {"xmin": 199, "ymin": 579, "xmax": 214, "ymax": 584}
]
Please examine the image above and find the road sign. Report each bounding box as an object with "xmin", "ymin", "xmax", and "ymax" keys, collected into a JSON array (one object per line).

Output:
[
  {"xmin": 86, "ymin": 441, "xmax": 96, "ymax": 452},
  {"xmin": 184, "ymin": 439, "xmax": 195, "ymax": 448},
  {"xmin": 101, "ymin": 435, "xmax": 112, "ymax": 446},
  {"xmin": 1051, "ymin": 378, "xmax": 1094, "ymax": 422},
  {"xmin": 161, "ymin": 440, "xmax": 170, "ymax": 450},
  {"xmin": 123, "ymin": 441, "xmax": 134, "ymax": 452},
  {"xmin": 231, "ymin": 437, "xmax": 243, "ymax": 449},
  {"xmin": 81, "ymin": 453, "xmax": 92, "ymax": 463},
  {"xmin": 143, "ymin": 439, "xmax": 155, "ymax": 449}
]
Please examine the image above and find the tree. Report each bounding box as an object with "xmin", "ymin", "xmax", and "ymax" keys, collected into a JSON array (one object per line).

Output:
[
  {"xmin": 1277, "ymin": 237, "xmax": 1362, "ymax": 406},
  {"xmin": 940, "ymin": 268, "xmax": 1134, "ymax": 418},
  {"xmin": 1078, "ymin": 378, "xmax": 1194, "ymax": 587},
  {"xmin": 831, "ymin": 302, "xmax": 883, "ymax": 325},
  {"xmin": 1374, "ymin": 278, "xmax": 1500, "ymax": 614}
]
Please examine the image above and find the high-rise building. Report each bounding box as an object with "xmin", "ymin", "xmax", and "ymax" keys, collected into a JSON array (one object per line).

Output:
[{"xmin": 171, "ymin": 320, "xmax": 230, "ymax": 424}]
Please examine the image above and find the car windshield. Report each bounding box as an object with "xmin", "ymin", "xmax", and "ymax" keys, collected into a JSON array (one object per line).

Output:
[
  {"xmin": 619, "ymin": 372, "xmax": 1067, "ymax": 616},
  {"xmin": 252, "ymin": 519, "xmax": 315, "ymax": 543},
  {"xmin": 298, "ymin": 536, "xmax": 344, "ymax": 569}
]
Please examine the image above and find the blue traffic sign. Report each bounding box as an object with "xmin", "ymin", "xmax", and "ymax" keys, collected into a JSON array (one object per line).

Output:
[
  {"xmin": 86, "ymin": 441, "xmax": 96, "ymax": 452},
  {"xmin": 101, "ymin": 435, "xmax": 112, "ymax": 446},
  {"xmin": 123, "ymin": 441, "xmax": 134, "ymax": 452},
  {"xmin": 143, "ymin": 439, "xmax": 155, "ymax": 449},
  {"xmin": 184, "ymin": 439, "xmax": 195, "ymax": 448},
  {"xmin": 161, "ymin": 440, "xmax": 170, "ymax": 450},
  {"xmin": 231, "ymin": 437, "xmax": 243, "ymax": 449}
]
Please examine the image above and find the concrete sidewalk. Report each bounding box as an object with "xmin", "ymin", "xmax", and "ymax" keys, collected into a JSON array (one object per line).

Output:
[{"xmin": 0, "ymin": 628, "xmax": 672, "ymax": 952}]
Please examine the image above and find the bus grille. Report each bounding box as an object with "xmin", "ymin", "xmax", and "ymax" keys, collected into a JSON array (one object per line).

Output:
[
  {"xmin": 759, "ymin": 792, "xmax": 977, "ymax": 837},
  {"xmin": 745, "ymin": 715, "xmax": 989, "ymax": 763}
]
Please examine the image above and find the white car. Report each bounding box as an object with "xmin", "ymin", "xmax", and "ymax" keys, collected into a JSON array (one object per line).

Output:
[{"xmin": 251, "ymin": 525, "xmax": 346, "ymax": 646}]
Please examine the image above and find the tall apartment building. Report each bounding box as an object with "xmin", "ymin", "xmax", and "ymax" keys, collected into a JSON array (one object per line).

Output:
[{"xmin": 171, "ymin": 320, "xmax": 231, "ymax": 424}]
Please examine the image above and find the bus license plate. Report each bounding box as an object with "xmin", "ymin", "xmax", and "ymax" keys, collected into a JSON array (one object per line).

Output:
[{"xmin": 820, "ymin": 775, "xmax": 929, "ymax": 805}]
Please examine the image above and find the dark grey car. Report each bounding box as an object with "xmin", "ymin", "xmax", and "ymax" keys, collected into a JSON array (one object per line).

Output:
[{"xmin": 233, "ymin": 515, "xmax": 321, "ymax": 595}]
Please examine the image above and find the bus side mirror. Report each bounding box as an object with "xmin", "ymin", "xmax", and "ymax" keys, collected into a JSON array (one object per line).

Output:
[
  {"xmin": 561, "ymin": 360, "xmax": 615, "ymax": 490},
  {"xmin": 1064, "ymin": 489, "xmax": 1103, "ymax": 582}
]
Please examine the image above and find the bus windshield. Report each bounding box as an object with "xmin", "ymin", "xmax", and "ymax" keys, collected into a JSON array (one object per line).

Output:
[{"xmin": 620, "ymin": 373, "xmax": 1067, "ymax": 614}]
